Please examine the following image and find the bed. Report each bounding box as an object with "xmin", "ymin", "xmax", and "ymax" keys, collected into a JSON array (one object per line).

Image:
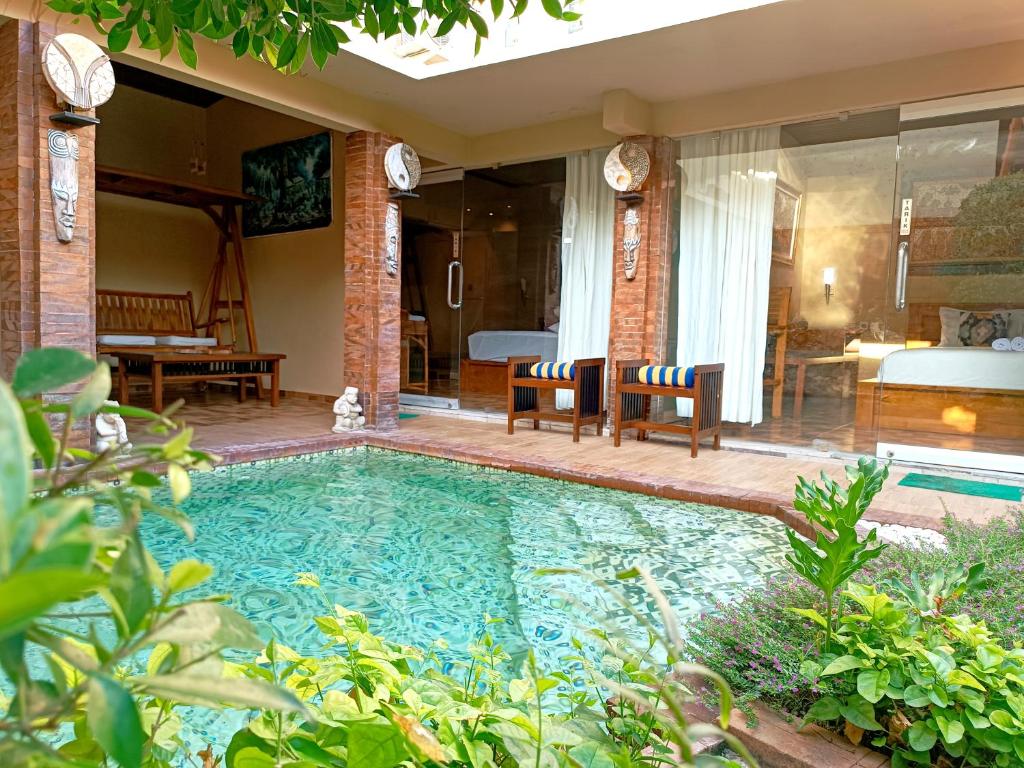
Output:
[
  {"xmin": 461, "ymin": 330, "xmax": 559, "ymax": 395},
  {"xmin": 854, "ymin": 303, "xmax": 1024, "ymax": 440}
]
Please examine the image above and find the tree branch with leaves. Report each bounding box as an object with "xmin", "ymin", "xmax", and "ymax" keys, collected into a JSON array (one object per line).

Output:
[{"xmin": 47, "ymin": 0, "xmax": 579, "ymax": 73}]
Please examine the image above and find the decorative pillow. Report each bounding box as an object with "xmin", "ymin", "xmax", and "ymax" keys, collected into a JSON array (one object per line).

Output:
[{"xmin": 938, "ymin": 307, "xmax": 1014, "ymax": 347}]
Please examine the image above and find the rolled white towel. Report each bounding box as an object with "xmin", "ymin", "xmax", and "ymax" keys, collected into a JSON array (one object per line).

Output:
[
  {"xmin": 992, "ymin": 337, "xmax": 1012, "ymax": 351},
  {"xmin": 1011, "ymin": 336, "xmax": 1024, "ymax": 352}
]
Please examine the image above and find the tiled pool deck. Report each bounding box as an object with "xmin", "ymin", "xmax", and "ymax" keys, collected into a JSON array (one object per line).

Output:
[{"xmin": 174, "ymin": 394, "xmax": 1020, "ymax": 532}]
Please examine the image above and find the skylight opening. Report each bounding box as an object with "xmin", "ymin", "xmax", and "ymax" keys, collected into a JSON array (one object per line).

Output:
[{"xmin": 336, "ymin": 0, "xmax": 782, "ymax": 79}]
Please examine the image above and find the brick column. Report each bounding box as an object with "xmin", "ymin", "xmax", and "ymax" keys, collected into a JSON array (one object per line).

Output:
[
  {"xmin": 343, "ymin": 131, "xmax": 401, "ymax": 430},
  {"xmin": 606, "ymin": 136, "xmax": 677, "ymax": 421},
  {"xmin": 0, "ymin": 20, "xmax": 96, "ymax": 382}
]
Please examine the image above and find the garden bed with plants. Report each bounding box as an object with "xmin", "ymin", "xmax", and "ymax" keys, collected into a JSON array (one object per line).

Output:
[{"xmin": 685, "ymin": 460, "xmax": 1024, "ymax": 768}]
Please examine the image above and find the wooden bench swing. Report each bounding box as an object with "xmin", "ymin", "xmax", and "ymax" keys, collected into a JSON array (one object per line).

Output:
[{"xmin": 95, "ymin": 166, "xmax": 285, "ymax": 410}]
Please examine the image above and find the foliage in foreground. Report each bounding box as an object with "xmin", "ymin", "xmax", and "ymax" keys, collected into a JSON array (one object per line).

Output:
[
  {"xmin": 223, "ymin": 573, "xmax": 755, "ymax": 768},
  {"xmin": 686, "ymin": 460, "xmax": 1024, "ymax": 768},
  {"xmin": 864, "ymin": 508, "xmax": 1024, "ymax": 646},
  {"xmin": 801, "ymin": 581, "xmax": 1024, "ymax": 768},
  {"xmin": 0, "ymin": 348, "xmax": 305, "ymax": 766},
  {"xmin": 0, "ymin": 347, "xmax": 750, "ymax": 767},
  {"xmin": 50, "ymin": 0, "xmax": 578, "ymax": 73}
]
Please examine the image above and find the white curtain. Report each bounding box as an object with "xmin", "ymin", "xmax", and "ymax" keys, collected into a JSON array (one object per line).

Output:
[
  {"xmin": 556, "ymin": 150, "xmax": 615, "ymax": 409},
  {"xmin": 675, "ymin": 126, "xmax": 780, "ymax": 425}
]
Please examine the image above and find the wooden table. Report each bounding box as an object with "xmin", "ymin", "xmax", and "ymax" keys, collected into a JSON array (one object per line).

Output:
[
  {"xmin": 784, "ymin": 353, "xmax": 859, "ymax": 419},
  {"xmin": 116, "ymin": 351, "xmax": 285, "ymax": 412}
]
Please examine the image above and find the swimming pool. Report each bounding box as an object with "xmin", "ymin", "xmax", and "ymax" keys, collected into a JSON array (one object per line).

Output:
[{"xmin": 136, "ymin": 447, "xmax": 792, "ymax": 747}]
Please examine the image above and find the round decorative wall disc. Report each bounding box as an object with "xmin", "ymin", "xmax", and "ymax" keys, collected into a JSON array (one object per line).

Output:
[
  {"xmin": 603, "ymin": 141, "xmax": 650, "ymax": 192},
  {"xmin": 384, "ymin": 143, "xmax": 422, "ymax": 191},
  {"xmin": 41, "ymin": 33, "xmax": 116, "ymax": 110}
]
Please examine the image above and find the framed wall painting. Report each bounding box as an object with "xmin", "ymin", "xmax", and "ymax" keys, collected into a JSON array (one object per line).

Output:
[
  {"xmin": 771, "ymin": 180, "xmax": 802, "ymax": 265},
  {"xmin": 242, "ymin": 132, "xmax": 332, "ymax": 238}
]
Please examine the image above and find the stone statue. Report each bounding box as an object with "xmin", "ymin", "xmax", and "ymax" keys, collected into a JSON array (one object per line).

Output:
[
  {"xmin": 48, "ymin": 130, "xmax": 79, "ymax": 243},
  {"xmin": 332, "ymin": 387, "xmax": 366, "ymax": 432},
  {"xmin": 95, "ymin": 400, "xmax": 131, "ymax": 453},
  {"xmin": 384, "ymin": 202, "xmax": 400, "ymax": 275},
  {"xmin": 623, "ymin": 206, "xmax": 641, "ymax": 280}
]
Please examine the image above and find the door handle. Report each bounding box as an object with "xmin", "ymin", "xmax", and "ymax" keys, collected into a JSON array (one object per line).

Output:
[
  {"xmin": 894, "ymin": 241, "xmax": 909, "ymax": 311},
  {"xmin": 447, "ymin": 260, "xmax": 463, "ymax": 310}
]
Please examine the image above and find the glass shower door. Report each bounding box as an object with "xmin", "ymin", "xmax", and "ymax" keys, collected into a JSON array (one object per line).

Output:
[
  {"xmin": 399, "ymin": 170, "xmax": 466, "ymax": 409},
  {"xmin": 876, "ymin": 94, "xmax": 1024, "ymax": 473}
]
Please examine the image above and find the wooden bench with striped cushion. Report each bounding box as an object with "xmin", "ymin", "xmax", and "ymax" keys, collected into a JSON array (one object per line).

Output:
[
  {"xmin": 506, "ymin": 356, "xmax": 605, "ymax": 442},
  {"xmin": 613, "ymin": 359, "xmax": 724, "ymax": 458}
]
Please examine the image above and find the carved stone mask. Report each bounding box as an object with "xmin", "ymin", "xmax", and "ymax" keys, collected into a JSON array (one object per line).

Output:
[
  {"xmin": 623, "ymin": 206, "xmax": 641, "ymax": 280},
  {"xmin": 48, "ymin": 130, "xmax": 80, "ymax": 243}
]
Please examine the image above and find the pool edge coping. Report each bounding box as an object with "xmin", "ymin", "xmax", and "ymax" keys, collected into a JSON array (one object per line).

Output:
[{"xmin": 207, "ymin": 430, "xmax": 946, "ymax": 535}]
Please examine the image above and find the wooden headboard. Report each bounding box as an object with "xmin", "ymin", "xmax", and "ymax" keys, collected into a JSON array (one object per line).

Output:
[
  {"xmin": 908, "ymin": 302, "xmax": 1020, "ymax": 345},
  {"xmin": 97, "ymin": 289, "xmax": 199, "ymax": 336}
]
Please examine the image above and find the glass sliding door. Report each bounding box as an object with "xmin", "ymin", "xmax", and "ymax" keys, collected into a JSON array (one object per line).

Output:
[
  {"xmin": 399, "ymin": 169, "xmax": 465, "ymax": 409},
  {"xmin": 874, "ymin": 94, "xmax": 1024, "ymax": 473},
  {"xmin": 668, "ymin": 112, "xmax": 899, "ymax": 455}
]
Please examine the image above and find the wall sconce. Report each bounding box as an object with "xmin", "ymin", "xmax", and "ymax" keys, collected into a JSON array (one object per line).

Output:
[{"xmin": 823, "ymin": 267, "xmax": 836, "ymax": 305}]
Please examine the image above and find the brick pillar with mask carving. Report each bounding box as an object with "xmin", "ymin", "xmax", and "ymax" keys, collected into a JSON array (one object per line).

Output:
[
  {"xmin": 343, "ymin": 130, "xmax": 401, "ymax": 430},
  {"xmin": 606, "ymin": 136, "xmax": 677, "ymax": 424},
  {"xmin": 0, "ymin": 21, "xmax": 96, "ymax": 436}
]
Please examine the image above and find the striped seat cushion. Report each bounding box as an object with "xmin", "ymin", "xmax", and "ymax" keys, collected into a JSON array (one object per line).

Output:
[
  {"xmin": 638, "ymin": 364, "xmax": 695, "ymax": 388},
  {"xmin": 529, "ymin": 361, "xmax": 576, "ymax": 380}
]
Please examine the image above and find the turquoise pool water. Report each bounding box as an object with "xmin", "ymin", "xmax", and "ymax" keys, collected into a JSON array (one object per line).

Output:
[
  {"xmin": 136, "ymin": 447, "xmax": 792, "ymax": 747},
  {"xmin": 148, "ymin": 448, "xmax": 790, "ymax": 657}
]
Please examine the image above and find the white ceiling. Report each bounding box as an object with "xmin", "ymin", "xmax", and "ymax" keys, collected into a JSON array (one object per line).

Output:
[{"xmin": 305, "ymin": 0, "xmax": 1024, "ymax": 136}]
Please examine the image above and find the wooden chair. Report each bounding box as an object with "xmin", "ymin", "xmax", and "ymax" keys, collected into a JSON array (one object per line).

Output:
[
  {"xmin": 764, "ymin": 286, "xmax": 791, "ymax": 419},
  {"xmin": 507, "ymin": 356, "xmax": 605, "ymax": 442},
  {"xmin": 401, "ymin": 310, "xmax": 429, "ymax": 393},
  {"xmin": 613, "ymin": 360, "xmax": 724, "ymax": 458}
]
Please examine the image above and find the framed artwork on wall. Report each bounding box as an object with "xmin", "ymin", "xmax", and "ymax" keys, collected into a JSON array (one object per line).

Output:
[
  {"xmin": 242, "ymin": 132, "xmax": 332, "ymax": 237},
  {"xmin": 771, "ymin": 180, "xmax": 802, "ymax": 265}
]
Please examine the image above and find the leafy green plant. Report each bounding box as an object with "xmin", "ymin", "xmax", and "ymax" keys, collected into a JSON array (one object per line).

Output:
[
  {"xmin": 800, "ymin": 581, "xmax": 1024, "ymax": 768},
  {"xmin": 865, "ymin": 509, "xmax": 1024, "ymax": 645},
  {"xmin": 223, "ymin": 569, "xmax": 757, "ymax": 768},
  {"xmin": 785, "ymin": 458, "xmax": 889, "ymax": 653},
  {"xmin": 51, "ymin": 0, "xmax": 579, "ymax": 73},
  {"xmin": 683, "ymin": 576, "xmax": 851, "ymax": 721},
  {"xmin": 0, "ymin": 348, "xmax": 304, "ymax": 766}
]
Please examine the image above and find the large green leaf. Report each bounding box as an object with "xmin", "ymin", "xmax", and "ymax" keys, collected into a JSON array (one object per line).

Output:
[
  {"xmin": 907, "ymin": 721, "xmax": 937, "ymax": 752},
  {"xmin": 148, "ymin": 601, "xmax": 262, "ymax": 649},
  {"xmin": 348, "ymin": 721, "xmax": 409, "ymax": 768},
  {"xmin": 87, "ymin": 673, "xmax": 145, "ymax": 767},
  {"xmin": 132, "ymin": 672, "xmax": 306, "ymax": 712},
  {"xmin": 856, "ymin": 669, "xmax": 890, "ymax": 704},
  {"xmin": 0, "ymin": 379, "xmax": 32, "ymax": 576},
  {"xmin": 70, "ymin": 362, "xmax": 111, "ymax": 418},
  {"xmin": 0, "ymin": 568, "xmax": 103, "ymax": 640},
  {"xmin": 108, "ymin": 537, "xmax": 154, "ymax": 636},
  {"xmin": 12, "ymin": 348, "xmax": 96, "ymax": 398},
  {"xmin": 839, "ymin": 696, "xmax": 882, "ymax": 731}
]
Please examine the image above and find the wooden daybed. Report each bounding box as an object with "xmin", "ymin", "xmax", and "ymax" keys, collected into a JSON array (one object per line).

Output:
[{"xmin": 854, "ymin": 302, "xmax": 1024, "ymax": 441}]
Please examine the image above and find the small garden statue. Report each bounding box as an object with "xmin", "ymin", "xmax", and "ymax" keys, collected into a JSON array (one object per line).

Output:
[
  {"xmin": 332, "ymin": 386, "xmax": 365, "ymax": 432},
  {"xmin": 95, "ymin": 399, "xmax": 131, "ymax": 452}
]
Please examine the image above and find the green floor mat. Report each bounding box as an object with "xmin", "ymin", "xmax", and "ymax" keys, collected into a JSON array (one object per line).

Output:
[
  {"xmin": 898, "ymin": 473, "xmax": 1022, "ymax": 501},
  {"xmin": 398, "ymin": 413, "xmax": 419, "ymax": 420}
]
